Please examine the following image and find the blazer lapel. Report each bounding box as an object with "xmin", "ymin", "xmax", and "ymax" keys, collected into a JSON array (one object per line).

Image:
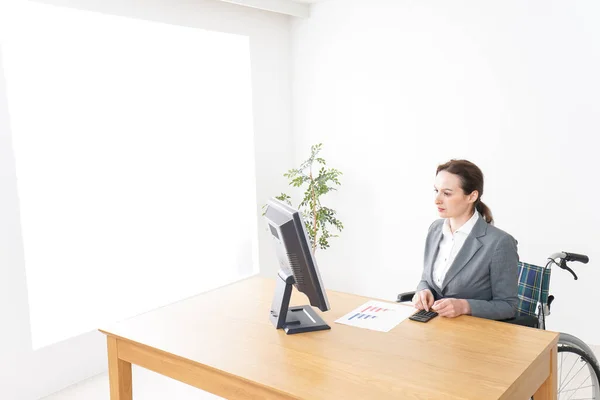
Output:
[
  {"xmin": 440, "ymin": 217, "xmax": 487, "ymax": 292},
  {"xmin": 427, "ymin": 224, "xmax": 444, "ymax": 292}
]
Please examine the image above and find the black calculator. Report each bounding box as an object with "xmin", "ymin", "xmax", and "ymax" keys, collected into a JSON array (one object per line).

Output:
[{"xmin": 409, "ymin": 309, "xmax": 438, "ymax": 323}]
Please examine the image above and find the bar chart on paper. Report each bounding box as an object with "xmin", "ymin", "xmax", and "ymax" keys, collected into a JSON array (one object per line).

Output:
[
  {"xmin": 335, "ymin": 300, "xmax": 415, "ymax": 332},
  {"xmin": 348, "ymin": 305, "xmax": 392, "ymax": 320}
]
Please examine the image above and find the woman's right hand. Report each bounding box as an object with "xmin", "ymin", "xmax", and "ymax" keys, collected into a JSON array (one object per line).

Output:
[{"xmin": 412, "ymin": 289, "xmax": 434, "ymax": 311}]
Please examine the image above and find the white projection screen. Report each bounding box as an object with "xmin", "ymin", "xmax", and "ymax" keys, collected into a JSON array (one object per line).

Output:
[{"xmin": 0, "ymin": 0, "xmax": 258, "ymax": 349}]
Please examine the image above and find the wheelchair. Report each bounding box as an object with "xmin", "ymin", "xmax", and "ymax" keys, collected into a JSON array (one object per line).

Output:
[{"xmin": 397, "ymin": 252, "xmax": 600, "ymax": 399}]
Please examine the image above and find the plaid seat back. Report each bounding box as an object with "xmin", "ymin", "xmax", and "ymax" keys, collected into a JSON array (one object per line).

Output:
[{"xmin": 517, "ymin": 262, "xmax": 551, "ymax": 317}]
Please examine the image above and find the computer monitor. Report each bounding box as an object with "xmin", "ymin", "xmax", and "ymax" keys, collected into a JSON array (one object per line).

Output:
[{"xmin": 263, "ymin": 198, "xmax": 331, "ymax": 334}]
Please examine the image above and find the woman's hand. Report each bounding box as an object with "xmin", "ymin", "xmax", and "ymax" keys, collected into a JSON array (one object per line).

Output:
[
  {"xmin": 412, "ymin": 289, "xmax": 435, "ymax": 311},
  {"xmin": 432, "ymin": 298, "xmax": 471, "ymax": 318}
]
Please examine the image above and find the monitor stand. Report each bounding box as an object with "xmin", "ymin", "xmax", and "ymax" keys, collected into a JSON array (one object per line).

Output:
[{"xmin": 269, "ymin": 270, "xmax": 330, "ymax": 334}]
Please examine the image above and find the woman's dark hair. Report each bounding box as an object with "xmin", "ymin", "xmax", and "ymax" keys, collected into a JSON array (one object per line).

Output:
[{"xmin": 436, "ymin": 159, "xmax": 493, "ymax": 224}]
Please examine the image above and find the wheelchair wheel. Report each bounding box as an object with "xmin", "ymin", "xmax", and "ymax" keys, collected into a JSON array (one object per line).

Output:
[
  {"xmin": 559, "ymin": 332, "xmax": 600, "ymax": 365},
  {"xmin": 555, "ymin": 345, "xmax": 600, "ymax": 399}
]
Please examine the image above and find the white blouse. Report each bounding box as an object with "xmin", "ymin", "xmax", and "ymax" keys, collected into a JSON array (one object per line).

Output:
[{"xmin": 432, "ymin": 211, "xmax": 480, "ymax": 288}]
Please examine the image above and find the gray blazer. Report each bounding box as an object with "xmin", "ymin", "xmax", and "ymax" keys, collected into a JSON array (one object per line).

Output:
[{"xmin": 417, "ymin": 217, "xmax": 519, "ymax": 320}]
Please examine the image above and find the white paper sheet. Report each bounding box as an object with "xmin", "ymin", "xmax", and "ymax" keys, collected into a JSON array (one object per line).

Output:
[{"xmin": 334, "ymin": 300, "xmax": 416, "ymax": 332}]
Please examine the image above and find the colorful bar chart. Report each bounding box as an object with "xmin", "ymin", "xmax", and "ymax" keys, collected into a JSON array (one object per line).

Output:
[
  {"xmin": 361, "ymin": 306, "xmax": 392, "ymax": 313},
  {"xmin": 348, "ymin": 313, "xmax": 378, "ymax": 320},
  {"xmin": 335, "ymin": 300, "xmax": 415, "ymax": 332}
]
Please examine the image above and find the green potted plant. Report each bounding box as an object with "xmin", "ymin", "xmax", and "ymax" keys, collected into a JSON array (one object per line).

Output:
[{"xmin": 268, "ymin": 143, "xmax": 344, "ymax": 254}]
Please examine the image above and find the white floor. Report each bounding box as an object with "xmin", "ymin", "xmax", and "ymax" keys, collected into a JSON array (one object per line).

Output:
[{"xmin": 40, "ymin": 366, "xmax": 223, "ymax": 400}]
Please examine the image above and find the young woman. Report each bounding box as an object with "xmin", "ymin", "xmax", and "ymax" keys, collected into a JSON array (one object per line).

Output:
[{"xmin": 413, "ymin": 159, "xmax": 519, "ymax": 320}]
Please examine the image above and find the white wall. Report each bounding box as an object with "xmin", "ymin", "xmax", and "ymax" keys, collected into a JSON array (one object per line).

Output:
[
  {"xmin": 291, "ymin": 0, "xmax": 600, "ymax": 346},
  {"xmin": 0, "ymin": 0, "xmax": 291, "ymax": 398}
]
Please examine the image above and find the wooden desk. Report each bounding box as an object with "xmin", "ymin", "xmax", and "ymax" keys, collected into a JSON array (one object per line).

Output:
[{"xmin": 99, "ymin": 276, "xmax": 558, "ymax": 399}]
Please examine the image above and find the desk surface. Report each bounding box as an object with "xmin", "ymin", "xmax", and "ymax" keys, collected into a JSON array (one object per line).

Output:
[{"xmin": 100, "ymin": 276, "xmax": 559, "ymax": 400}]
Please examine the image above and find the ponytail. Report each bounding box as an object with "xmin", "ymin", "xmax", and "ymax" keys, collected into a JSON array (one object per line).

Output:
[{"xmin": 476, "ymin": 201, "xmax": 493, "ymax": 225}]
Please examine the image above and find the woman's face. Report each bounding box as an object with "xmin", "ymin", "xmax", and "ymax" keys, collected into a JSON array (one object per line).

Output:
[{"xmin": 434, "ymin": 171, "xmax": 477, "ymax": 219}]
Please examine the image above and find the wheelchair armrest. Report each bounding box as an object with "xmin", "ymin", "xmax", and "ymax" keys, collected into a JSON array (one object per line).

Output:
[
  {"xmin": 397, "ymin": 291, "xmax": 416, "ymax": 303},
  {"xmin": 498, "ymin": 315, "xmax": 539, "ymax": 329}
]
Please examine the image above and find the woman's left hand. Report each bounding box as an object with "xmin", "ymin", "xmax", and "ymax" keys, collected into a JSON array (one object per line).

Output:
[{"xmin": 432, "ymin": 298, "xmax": 471, "ymax": 318}]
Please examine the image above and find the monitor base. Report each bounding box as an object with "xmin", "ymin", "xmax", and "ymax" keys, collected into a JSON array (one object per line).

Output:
[
  {"xmin": 283, "ymin": 305, "xmax": 331, "ymax": 334},
  {"xmin": 270, "ymin": 270, "xmax": 330, "ymax": 334}
]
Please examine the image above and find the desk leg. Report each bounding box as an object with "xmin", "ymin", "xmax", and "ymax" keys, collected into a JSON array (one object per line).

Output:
[
  {"xmin": 533, "ymin": 344, "xmax": 558, "ymax": 400},
  {"xmin": 107, "ymin": 336, "xmax": 133, "ymax": 400}
]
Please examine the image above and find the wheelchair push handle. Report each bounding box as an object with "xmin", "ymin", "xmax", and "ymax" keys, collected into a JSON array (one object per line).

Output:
[
  {"xmin": 564, "ymin": 252, "xmax": 589, "ymax": 264},
  {"xmin": 549, "ymin": 252, "xmax": 589, "ymax": 264},
  {"xmin": 548, "ymin": 251, "xmax": 590, "ymax": 281}
]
